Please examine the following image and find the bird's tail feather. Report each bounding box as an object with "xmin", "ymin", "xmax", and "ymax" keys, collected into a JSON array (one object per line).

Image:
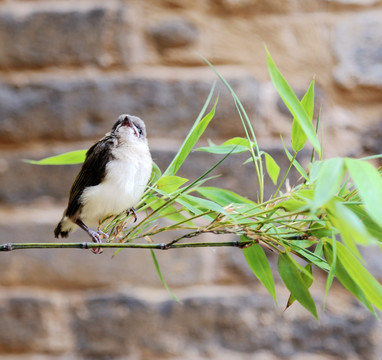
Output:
[{"xmin": 54, "ymin": 216, "xmax": 74, "ymax": 238}]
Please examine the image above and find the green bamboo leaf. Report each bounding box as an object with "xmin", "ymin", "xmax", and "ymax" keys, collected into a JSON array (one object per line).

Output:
[
  {"xmin": 179, "ymin": 194, "xmax": 227, "ymax": 215},
  {"xmin": 149, "ymin": 162, "xmax": 162, "ymax": 184},
  {"xmin": 347, "ymin": 204, "xmax": 382, "ymax": 241},
  {"xmin": 309, "ymin": 160, "xmax": 323, "ymax": 183},
  {"xmin": 195, "ymin": 137, "xmax": 255, "ymax": 155},
  {"xmin": 309, "ymin": 221, "xmax": 335, "ymax": 240},
  {"xmin": 327, "ymin": 201, "xmax": 360, "ymax": 258},
  {"xmin": 291, "ymin": 80, "xmax": 315, "ymax": 152},
  {"xmin": 276, "ymin": 197, "xmax": 308, "ymax": 212},
  {"xmin": 263, "ymin": 152, "xmax": 280, "ymax": 185},
  {"xmin": 287, "ymin": 242, "xmax": 330, "ymax": 272},
  {"xmin": 224, "ymin": 137, "xmax": 256, "ymax": 147},
  {"xmin": 195, "ymin": 186, "xmax": 255, "ymax": 207},
  {"xmin": 151, "ymin": 250, "xmax": 180, "ymax": 303},
  {"xmin": 328, "ymin": 200, "xmax": 377, "ymax": 248},
  {"xmin": 323, "ymin": 239, "xmax": 380, "ymax": 314},
  {"xmin": 201, "ymin": 55, "xmax": 264, "ymax": 202},
  {"xmin": 24, "ymin": 149, "xmax": 87, "ymax": 165},
  {"xmin": 195, "ymin": 144, "xmax": 247, "ymax": 154},
  {"xmin": 323, "ymin": 235, "xmax": 337, "ymax": 309},
  {"xmin": 163, "ymin": 88, "xmax": 218, "ymax": 177},
  {"xmin": 278, "ymin": 252, "xmax": 318, "ymax": 319},
  {"xmin": 285, "ymin": 264, "xmax": 313, "ymax": 311},
  {"xmin": 336, "ymin": 241, "xmax": 382, "ymax": 311},
  {"xmin": 266, "ymin": 47, "xmax": 321, "ymax": 156},
  {"xmin": 147, "ymin": 196, "xmax": 191, "ymax": 224},
  {"xmin": 313, "ymin": 158, "xmax": 345, "ymax": 209},
  {"xmin": 345, "ymin": 158, "xmax": 382, "ymax": 229},
  {"xmin": 277, "ymin": 189, "xmax": 314, "ymax": 212},
  {"xmin": 243, "ymin": 240, "xmax": 277, "ymax": 302},
  {"xmin": 280, "ymin": 135, "xmax": 309, "ymax": 180},
  {"xmin": 156, "ymin": 176, "xmax": 188, "ymax": 194}
]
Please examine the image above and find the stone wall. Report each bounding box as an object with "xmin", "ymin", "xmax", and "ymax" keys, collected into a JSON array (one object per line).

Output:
[{"xmin": 0, "ymin": 0, "xmax": 381, "ymax": 359}]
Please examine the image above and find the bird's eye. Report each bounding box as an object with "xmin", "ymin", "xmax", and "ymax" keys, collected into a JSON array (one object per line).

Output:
[{"xmin": 138, "ymin": 127, "xmax": 143, "ymax": 136}]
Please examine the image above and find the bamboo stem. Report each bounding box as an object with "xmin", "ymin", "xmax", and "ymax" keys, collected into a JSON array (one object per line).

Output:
[{"xmin": 0, "ymin": 239, "xmax": 254, "ymax": 252}]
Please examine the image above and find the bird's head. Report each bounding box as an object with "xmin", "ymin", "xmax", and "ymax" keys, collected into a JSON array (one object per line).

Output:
[{"xmin": 112, "ymin": 114, "xmax": 147, "ymax": 143}]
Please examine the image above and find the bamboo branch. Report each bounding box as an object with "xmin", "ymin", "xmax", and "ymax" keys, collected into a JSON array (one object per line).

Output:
[{"xmin": 0, "ymin": 239, "xmax": 254, "ymax": 252}]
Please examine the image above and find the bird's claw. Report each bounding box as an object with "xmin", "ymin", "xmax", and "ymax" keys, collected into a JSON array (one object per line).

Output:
[
  {"xmin": 89, "ymin": 230, "xmax": 108, "ymax": 254},
  {"xmin": 126, "ymin": 208, "xmax": 138, "ymax": 223}
]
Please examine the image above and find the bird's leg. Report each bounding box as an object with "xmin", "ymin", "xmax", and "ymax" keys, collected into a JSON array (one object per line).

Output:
[
  {"xmin": 75, "ymin": 219, "xmax": 107, "ymax": 254},
  {"xmin": 126, "ymin": 207, "xmax": 138, "ymax": 222}
]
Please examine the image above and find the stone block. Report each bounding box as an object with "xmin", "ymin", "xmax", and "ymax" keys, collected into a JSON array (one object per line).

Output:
[
  {"xmin": 0, "ymin": 2, "xmax": 125, "ymax": 69},
  {"xmin": 72, "ymin": 291, "xmax": 276, "ymax": 358},
  {"xmin": 324, "ymin": 0, "xmax": 382, "ymax": 5},
  {"xmin": 209, "ymin": 0, "xmax": 327, "ymax": 14},
  {"xmin": 361, "ymin": 119, "xmax": 382, "ymax": 160},
  {"xmin": 0, "ymin": 70, "xmax": 260, "ymax": 143},
  {"xmin": 71, "ymin": 290, "xmax": 377, "ymax": 359},
  {"xmin": 0, "ymin": 294, "xmax": 72, "ymax": 353},
  {"xmin": 333, "ymin": 11, "xmax": 382, "ymax": 91},
  {"xmin": 0, "ymin": 138, "xmax": 306, "ymax": 204},
  {"xmin": 148, "ymin": 18, "xmax": 198, "ymax": 50},
  {"xmin": 0, "ymin": 145, "xmax": 87, "ymax": 203}
]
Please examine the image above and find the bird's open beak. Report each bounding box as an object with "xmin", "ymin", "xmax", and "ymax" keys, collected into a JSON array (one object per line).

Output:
[{"xmin": 124, "ymin": 117, "xmax": 139, "ymax": 137}]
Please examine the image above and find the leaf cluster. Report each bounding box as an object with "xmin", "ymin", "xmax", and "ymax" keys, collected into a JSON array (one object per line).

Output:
[{"xmin": 27, "ymin": 48, "xmax": 382, "ymax": 318}]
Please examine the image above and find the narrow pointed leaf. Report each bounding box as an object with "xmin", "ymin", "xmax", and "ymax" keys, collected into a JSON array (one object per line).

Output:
[
  {"xmin": 24, "ymin": 149, "xmax": 87, "ymax": 165},
  {"xmin": 280, "ymin": 135, "xmax": 308, "ymax": 180},
  {"xmin": 263, "ymin": 152, "xmax": 280, "ymax": 185},
  {"xmin": 285, "ymin": 264, "xmax": 313, "ymax": 311},
  {"xmin": 196, "ymin": 186, "xmax": 255, "ymax": 207},
  {"xmin": 328, "ymin": 200, "xmax": 377, "ymax": 248},
  {"xmin": 347, "ymin": 204, "xmax": 382, "ymax": 241},
  {"xmin": 151, "ymin": 250, "xmax": 180, "ymax": 303},
  {"xmin": 291, "ymin": 80, "xmax": 315, "ymax": 152},
  {"xmin": 243, "ymin": 241, "xmax": 277, "ymax": 302},
  {"xmin": 313, "ymin": 158, "xmax": 345, "ymax": 209},
  {"xmin": 324, "ymin": 235, "xmax": 337, "ymax": 309},
  {"xmin": 323, "ymin": 240, "xmax": 375, "ymax": 314},
  {"xmin": 156, "ymin": 176, "xmax": 188, "ymax": 194},
  {"xmin": 346, "ymin": 158, "xmax": 382, "ymax": 229},
  {"xmin": 278, "ymin": 252, "xmax": 318, "ymax": 319},
  {"xmin": 163, "ymin": 87, "xmax": 217, "ymax": 177},
  {"xmin": 195, "ymin": 137, "xmax": 255, "ymax": 154},
  {"xmin": 149, "ymin": 162, "xmax": 162, "ymax": 184},
  {"xmin": 147, "ymin": 196, "xmax": 191, "ymax": 224},
  {"xmin": 335, "ymin": 241, "xmax": 382, "ymax": 311},
  {"xmin": 266, "ymin": 47, "xmax": 321, "ymax": 156},
  {"xmin": 179, "ymin": 194, "xmax": 227, "ymax": 215},
  {"xmin": 195, "ymin": 144, "xmax": 248, "ymax": 154},
  {"xmin": 287, "ymin": 242, "xmax": 330, "ymax": 272}
]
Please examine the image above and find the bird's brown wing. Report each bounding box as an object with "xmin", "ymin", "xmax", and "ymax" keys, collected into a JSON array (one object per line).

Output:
[{"xmin": 65, "ymin": 135, "xmax": 116, "ymax": 218}]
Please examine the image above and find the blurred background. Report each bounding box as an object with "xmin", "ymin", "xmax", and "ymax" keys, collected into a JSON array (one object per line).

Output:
[{"xmin": 0, "ymin": 0, "xmax": 381, "ymax": 359}]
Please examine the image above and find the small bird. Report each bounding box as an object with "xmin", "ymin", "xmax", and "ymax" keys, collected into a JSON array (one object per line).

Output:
[{"xmin": 54, "ymin": 114, "xmax": 152, "ymax": 254}]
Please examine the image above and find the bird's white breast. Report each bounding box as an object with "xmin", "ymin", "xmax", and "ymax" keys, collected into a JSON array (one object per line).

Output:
[{"xmin": 79, "ymin": 141, "xmax": 152, "ymax": 226}]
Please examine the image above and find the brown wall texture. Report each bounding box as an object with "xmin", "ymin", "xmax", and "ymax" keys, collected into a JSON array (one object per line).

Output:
[{"xmin": 0, "ymin": 0, "xmax": 381, "ymax": 359}]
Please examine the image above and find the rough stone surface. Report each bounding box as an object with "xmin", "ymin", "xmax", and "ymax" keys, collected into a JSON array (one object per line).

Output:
[
  {"xmin": 71, "ymin": 292, "xmax": 377, "ymax": 359},
  {"xmin": 0, "ymin": 0, "xmax": 382, "ymax": 358},
  {"xmin": 361, "ymin": 119, "xmax": 382, "ymax": 159},
  {"xmin": 0, "ymin": 140, "xmax": 305, "ymax": 203},
  {"xmin": 210, "ymin": 0, "xmax": 327, "ymax": 14},
  {"xmin": 333, "ymin": 11, "xmax": 382, "ymax": 90},
  {"xmin": 148, "ymin": 18, "xmax": 198, "ymax": 49},
  {"xmin": 0, "ymin": 72, "xmax": 259, "ymax": 143},
  {"xmin": 0, "ymin": 3, "xmax": 125, "ymax": 69},
  {"xmin": 325, "ymin": 0, "xmax": 382, "ymax": 5},
  {"xmin": 0, "ymin": 294, "xmax": 72, "ymax": 353}
]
